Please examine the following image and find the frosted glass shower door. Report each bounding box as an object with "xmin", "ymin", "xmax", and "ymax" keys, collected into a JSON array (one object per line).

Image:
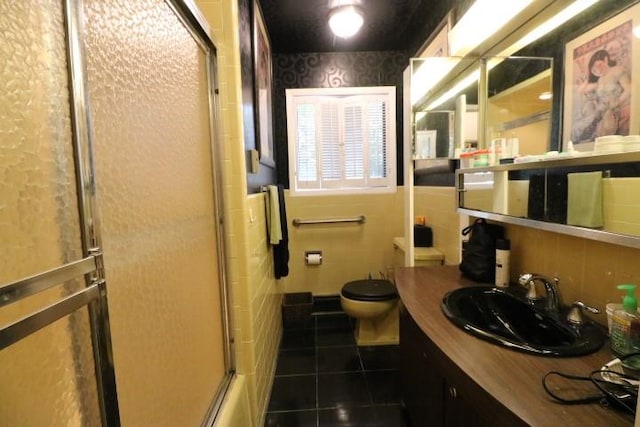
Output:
[
  {"xmin": 83, "ymin": 0, "xmax": 228, "ymax": 425},
  {"xmin": 0, "ymin": 2, "xmax": 104, "ymax": 425}
]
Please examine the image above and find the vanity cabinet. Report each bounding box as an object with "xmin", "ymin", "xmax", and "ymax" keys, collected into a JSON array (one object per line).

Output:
[
  {"xmin": 400, "ymin": 306, "xmax": 526, "ymax": 427},
  {"xmin": 400, "ymin": 305, "xmax": 444, "ymax": 426},
  {"xmin": 397, "ymin": 266, "xmax": 633, "ymax": 426}
]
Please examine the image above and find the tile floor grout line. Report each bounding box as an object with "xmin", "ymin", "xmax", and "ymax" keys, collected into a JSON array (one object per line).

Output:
[{"xmin": 266, "ymin": 311, "xmax": 406, "ymax": 426}]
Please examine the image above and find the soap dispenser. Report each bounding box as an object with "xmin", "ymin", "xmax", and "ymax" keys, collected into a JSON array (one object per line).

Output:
[{"xmin": 610, "ymin": 284, "xmax": 640, "ymax": 355}]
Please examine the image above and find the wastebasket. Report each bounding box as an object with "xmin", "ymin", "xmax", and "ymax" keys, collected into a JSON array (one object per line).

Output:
[{"xmin": 282, "ymin": 292, "xmax": 313, "ymax": 328}]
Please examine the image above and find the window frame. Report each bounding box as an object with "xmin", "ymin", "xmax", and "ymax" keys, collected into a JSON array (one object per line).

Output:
[{"xmin": 286, "ymin": 86, "xmax": 397, "ymax": 196}]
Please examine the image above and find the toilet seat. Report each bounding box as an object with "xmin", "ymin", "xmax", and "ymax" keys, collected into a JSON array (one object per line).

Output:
[{"xmin": 341, "ymin": 279, "xmax": 397, "ymax": 302}]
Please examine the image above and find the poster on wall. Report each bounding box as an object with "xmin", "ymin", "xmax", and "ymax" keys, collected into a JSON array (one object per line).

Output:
[
  {"xmin": 563, "ymin": 3, "xmax": 640, "ymax": 149},
  {"xmin": 254, "ymin": 0, "xmax": 275, "ymax": 166}
]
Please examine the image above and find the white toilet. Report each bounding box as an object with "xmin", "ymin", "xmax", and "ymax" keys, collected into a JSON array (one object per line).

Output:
[{"xmin": 340, "ymin": 279, "xmax": 399, "ymax": 346}]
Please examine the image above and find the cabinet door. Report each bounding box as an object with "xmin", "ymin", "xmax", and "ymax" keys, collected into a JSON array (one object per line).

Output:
[
  {"xmin": 400, "ymin": 307, "xmax": 444, "ymax": 426},
  {"xmin": 442, "ymin": 364, "xmax": 526, "ymax": 427},
  {"xmin": 400, "ymin": 307, "xmax": 527, "ymax": 427},
  {"xmin": 444, "ymin": 378, "xmax": 495, "ymax": 427}
]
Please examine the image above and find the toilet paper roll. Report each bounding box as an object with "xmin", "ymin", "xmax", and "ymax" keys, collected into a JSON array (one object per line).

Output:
[{"xmin": 305, "ymin": 253, "xmax": 322, "ymax": 265}]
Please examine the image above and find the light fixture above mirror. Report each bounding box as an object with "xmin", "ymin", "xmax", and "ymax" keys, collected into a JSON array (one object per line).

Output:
[{"xmin": 448, "ymin": 0, "xmax": 534, "ymax": 56}]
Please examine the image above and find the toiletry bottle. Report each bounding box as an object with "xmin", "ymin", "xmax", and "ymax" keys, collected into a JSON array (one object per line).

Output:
[
  {"xmin": 495, "ymin": 239, "xmax": 510, "ymax": 288},
  {"xmin": 610, "ymin": 284, "xmax": 640, "ymax": 355},
  {"xmin": 508, "ymin": 132, "xmax": 520, "ymax": 158}
]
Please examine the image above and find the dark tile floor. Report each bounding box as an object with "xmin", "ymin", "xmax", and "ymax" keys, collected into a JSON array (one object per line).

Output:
[{"xmin": 264, "ymin": 302, "xmax": 408, "ymax": 427}]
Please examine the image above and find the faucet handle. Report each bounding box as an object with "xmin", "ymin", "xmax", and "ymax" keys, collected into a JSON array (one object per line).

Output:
[
  {"xmin": 567, "ymin": 301, "xmax": 599, "ymax": 324},
  {"xmin": 517, "ymin": 273, "xmax": 541, "ymax": 301},
  {"xmin": 521, "ymin": 280, "xmax": 540, "ymax": 301}
]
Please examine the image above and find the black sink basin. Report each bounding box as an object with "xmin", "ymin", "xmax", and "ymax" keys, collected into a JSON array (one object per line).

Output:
[{"xmin": 442, "ymin": 286, "xmax": 606, "ymax": 357}]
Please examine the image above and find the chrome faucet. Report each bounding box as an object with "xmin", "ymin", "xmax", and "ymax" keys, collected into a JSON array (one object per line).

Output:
[{"xmin": 518, "ymin": 273, "xmax": 560, "ymax": 312}]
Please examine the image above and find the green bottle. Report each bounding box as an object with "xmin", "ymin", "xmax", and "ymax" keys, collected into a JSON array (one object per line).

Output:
[{"xmin": 610, "ymin": 284, "xmax": 640, "ymax": 355}]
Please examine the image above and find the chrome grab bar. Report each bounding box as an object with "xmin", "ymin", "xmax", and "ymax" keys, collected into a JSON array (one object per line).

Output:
[{"xmin": 292, "ymin": 215, "xmax": 366, "ymax": 226}]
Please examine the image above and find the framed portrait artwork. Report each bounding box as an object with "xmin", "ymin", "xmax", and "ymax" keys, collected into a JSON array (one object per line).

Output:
[
  {"xmin": 253, "ymin": 0, "xmax": 275, "ymax": 166},
  {"xmin": 563, "ymin": 3, "xmax": 640, "ymax": 149}
]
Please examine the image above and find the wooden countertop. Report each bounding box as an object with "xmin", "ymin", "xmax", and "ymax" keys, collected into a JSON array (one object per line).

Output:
[{"xmin": 395, "ymin": 265, "xmax": 635, "ymax": 427}]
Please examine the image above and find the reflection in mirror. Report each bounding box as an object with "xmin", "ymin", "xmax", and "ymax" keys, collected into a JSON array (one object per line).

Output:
[
  {"xmin": 414, "ymin": 111, "xmax": 452, "ymax": 159},
  {"xmin": 461, "ymin": 171, "xmax": 495, "ymax": 211},
  {"xmin": 414, "ymin": 103, "xmax": 478, "ymax": 159},
  {"xmin": 486, "ymin": 57, "xmax": 554, "ymax": 157},
  {"xmin": 458, "ymin": 154, "xmax": 640, "ymax": 239},
  {"xmin": 411, "ymin": 57, "xmax": 479, "ymax": 160},
  {"xmin": 410, "ymin": 57, "xmax": 478, "ymax": 111}
]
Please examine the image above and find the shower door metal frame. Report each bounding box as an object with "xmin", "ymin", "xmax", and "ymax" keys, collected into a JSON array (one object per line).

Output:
[{"xmin": 0, "ymin": 0, "xmax": 234, "ymax": 425}]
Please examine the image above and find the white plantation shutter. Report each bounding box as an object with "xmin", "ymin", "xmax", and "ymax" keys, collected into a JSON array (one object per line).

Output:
[
  {"xmin": 286, "ymin": 87, "xmax": 396, "ymax": 195},
  {"xmin": 320, "ymin": 102, "xmax": 341, "ymax": 182},
  {"xmin": 295, "ymin": 103, "xmax": 317, "ymax": 187},
  {"xmin": 343, "ymin": 104, "xmax": 364, "ymax": 182},
  {"xmin": 368, "ymin": 99, "xmax": 387, "ymax": 183}
]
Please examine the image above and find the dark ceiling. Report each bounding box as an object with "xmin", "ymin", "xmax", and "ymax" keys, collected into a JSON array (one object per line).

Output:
[{"xmin": 258, "ymin": 0, "xmax": 444, "ymax": 54}]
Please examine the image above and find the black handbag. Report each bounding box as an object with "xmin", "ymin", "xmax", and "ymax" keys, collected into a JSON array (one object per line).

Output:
[{"xmin": 459, "ymin": 218, "xmax": 505, "ymax": 283}]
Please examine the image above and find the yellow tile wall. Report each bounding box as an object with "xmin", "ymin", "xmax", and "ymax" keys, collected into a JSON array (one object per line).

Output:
[
  {"xmin": 414, "ymin": 187, "xmax": 462, "ymax": 265},
  {"xmin": 246, "ymin": 194, "xmax": 282, "ymax": 422},
  {"xmin": 503, "ymin": 223, "xmax": 640, "ymax": 321},
  {"xmin": 603, "ymin": 178, "xmax": 640, "ymax": 236},
  {"xmin": 281, "ymin": 190, "xmax": 404, "ymax": 295},
  {"xmin": 197, "ymin": 2, "xmax": 281, "ymax": 426},
  {"xmin": 463, "ymin": 188, "xmax": 493, "ymax": 212}
]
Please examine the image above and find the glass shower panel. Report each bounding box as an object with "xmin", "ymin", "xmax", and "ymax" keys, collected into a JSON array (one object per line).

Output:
[
  {"xmin": 0, "ymin": 2, "xmax": 97, "ymax": 425},
  {"xmin": 0, "ymin": 290, "xmax": 101, "ymax": 426},
  {"xmin": 84, "ymin": 0, "xmax": 226, "ymax": 425},
  {"xmin": 0, "ymin": 1, "xmax": 84, "ymax": 284}
]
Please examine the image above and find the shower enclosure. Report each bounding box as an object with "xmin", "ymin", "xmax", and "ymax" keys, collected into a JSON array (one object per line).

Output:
[{"xmin": 0, "ymin": 1, "xmax": 232, "ymax": 425}]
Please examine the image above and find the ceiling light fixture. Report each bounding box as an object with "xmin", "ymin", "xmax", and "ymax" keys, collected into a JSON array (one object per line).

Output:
[{"xmin": 329, "ymin": 5, "xmax": 364, "ymax": 38}]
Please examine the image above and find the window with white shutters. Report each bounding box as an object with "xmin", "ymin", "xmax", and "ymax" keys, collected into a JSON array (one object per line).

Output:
[{"xmin": 285, "ymin": 87, "xmax": 396, "ymax": 196}]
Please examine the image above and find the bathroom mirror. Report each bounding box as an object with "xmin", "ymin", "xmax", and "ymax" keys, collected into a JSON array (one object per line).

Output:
[
  {"xmin": 411, "ymin": 0, "xmax": 639, "ymax": 158},
  {"xmin": 410, "ymin": 57, "xmax": 478, "ymax": 160},
  {"xmin": 413, "ymin": 102, "xmax": 478, "ymax": 159},
  {"xmin": 486, "ymin": 56, "xmax": 553, "ymax": 156},
  {"xmin": 457, "ymin": 152, "xmax": 640, "ymax": 247}
]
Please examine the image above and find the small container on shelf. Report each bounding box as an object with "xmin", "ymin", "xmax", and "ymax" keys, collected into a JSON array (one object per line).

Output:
[
  {"xmin": 459, "ymin": 151, "xmax": 475, "ymax": 169},
  {"xmin": 473, "ymin": 149, "xmax": 489, "ymax": 167}
]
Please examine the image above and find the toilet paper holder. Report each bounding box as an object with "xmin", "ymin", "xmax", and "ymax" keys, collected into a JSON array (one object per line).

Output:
[{"xmin": 305, "ymin": 251, "xmax": 323, "ymax": 265}]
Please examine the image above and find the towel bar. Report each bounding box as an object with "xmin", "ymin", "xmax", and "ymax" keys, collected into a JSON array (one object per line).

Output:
[{"xmin": 292, "ymin": 215, "xmax": 365, "ymax": 226}]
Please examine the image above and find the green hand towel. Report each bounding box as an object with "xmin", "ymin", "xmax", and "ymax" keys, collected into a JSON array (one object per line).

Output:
[{"xmin": 567, "ymin": 171, "xmax": 603, "ymax": 228}]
